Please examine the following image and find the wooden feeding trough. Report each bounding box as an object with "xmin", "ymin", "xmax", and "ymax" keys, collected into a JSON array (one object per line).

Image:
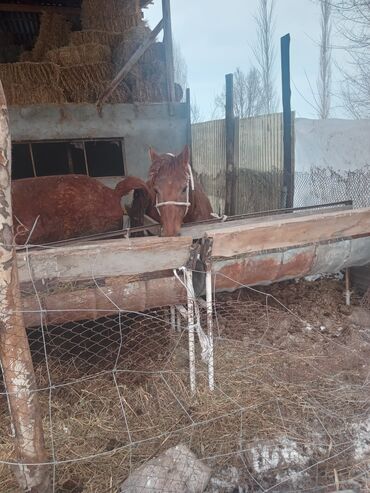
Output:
[{"xmin": 16, "ymin": 203, "xmax": 370, "ymax": 327}]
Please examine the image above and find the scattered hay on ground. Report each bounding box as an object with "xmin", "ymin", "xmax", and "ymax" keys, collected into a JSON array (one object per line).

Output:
[{"xmin": 1, "ymin": 279, "xmax": 368, "ymax": 491}]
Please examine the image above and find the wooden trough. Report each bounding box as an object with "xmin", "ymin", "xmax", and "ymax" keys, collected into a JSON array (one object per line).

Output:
[{"xmin": 17, "ymin": 205, "xmax": 370, "ymax": 327}]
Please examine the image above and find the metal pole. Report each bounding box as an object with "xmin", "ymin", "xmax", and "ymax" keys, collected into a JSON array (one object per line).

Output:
[
  {"xmin": 225, "ymin": 73, "xmax": 236, "ymax": 216},
  {"xmin": 206, "ymin": 267, "xmax": 214, "ymax": 391},
  {"xmin": 280, "ymin": 34, "xmax": 293, "ymax": 209},
  {"xmin": 0, "ymin": 81, "xmax": 50, "ymax": 491}
]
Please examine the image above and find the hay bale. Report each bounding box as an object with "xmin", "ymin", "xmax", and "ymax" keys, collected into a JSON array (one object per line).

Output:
[
  {"xmin": 70, "ymin": 30, "xmax": 125, "ymax": 50},
  {"xmin": 61, "ymin": 78, "xmax": 129, "ymax": 104},
  {"xmin": 46, "ymin": 43, "xmax": 111, "ymax": 66},
  {"xmin": 3, "ymin": 82, "xmax": 66, "ymax": 106},
  {"xmin": 0, "ymin": 62, "xmax": 60, "ymax": 86},
  {"xmin": 31, "ymin": 12, "xmax": 71, "ymax": 62},
  {"xmin": 112, "ymin": 22, "xmax": 151, "ymax": 70},
  {"xmin": 81, "ymin": 0, "xmax": 142, "ymax": 33},
  {"xmin": 60, "ymin": 62, "xmax": 113, "ymax": 92}
]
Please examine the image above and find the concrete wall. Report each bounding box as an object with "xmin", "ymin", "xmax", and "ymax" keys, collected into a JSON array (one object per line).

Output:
[{"xmin": 8, "ymin": 102, "xmax": 188, "ymax": 180}]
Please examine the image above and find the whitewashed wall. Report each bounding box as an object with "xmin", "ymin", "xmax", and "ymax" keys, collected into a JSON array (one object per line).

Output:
[{"xmin": 294, "ymin": 118, "xmax": 370, "ymax": 208}]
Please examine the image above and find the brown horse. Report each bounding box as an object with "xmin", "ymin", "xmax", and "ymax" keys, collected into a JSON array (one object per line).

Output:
[{"xmin": 130, "ymin": 145, "xmax": 213, "ymax": 236}]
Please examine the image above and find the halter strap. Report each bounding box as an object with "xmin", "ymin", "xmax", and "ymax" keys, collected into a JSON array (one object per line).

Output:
[{"xmin": 155, "ymin": 163, "xmax": 195, "ymax": 217}]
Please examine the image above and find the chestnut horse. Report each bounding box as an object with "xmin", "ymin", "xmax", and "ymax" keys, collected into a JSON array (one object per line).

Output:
[{"xmin": 130, "ymin": 145, "xmax": 213, "ymax": 236}]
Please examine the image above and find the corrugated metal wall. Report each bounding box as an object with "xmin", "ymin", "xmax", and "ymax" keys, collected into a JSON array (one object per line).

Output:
[
  {"xmin": 191, "ymin": 119, "xmax": 226, "ymax": 215},
  {"xmin": 192, "ymin": 112, "xmax": 289, "ymax": 215}
]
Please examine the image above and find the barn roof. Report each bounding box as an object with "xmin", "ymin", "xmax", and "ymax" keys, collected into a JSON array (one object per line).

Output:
[{"xmin": 0, "ymin": 0, "xmax": 153, "ymax": 47}]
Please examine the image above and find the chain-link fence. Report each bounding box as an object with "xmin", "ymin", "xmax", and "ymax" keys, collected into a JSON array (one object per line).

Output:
[
  {"xmin": 1, "ymin": 263, "xmax": 369, "ymax": 492},
  {"xmin": 294, "ymin": 166, "xmax": 370, "ymax": 209}
]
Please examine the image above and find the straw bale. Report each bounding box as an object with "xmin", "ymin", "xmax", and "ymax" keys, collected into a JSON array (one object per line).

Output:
[
  {"xmin": 46, "ymin": 43, "xmax": 111, "ymax": 66},
  {"xmin": 112, "ymin": 22, "xmax": 151, "ymax": 70},
  {"xmin": 70, "ymin": 30, "xmax": 126, "ymax": 50},
  {"xmin": 81, "ymin": 0, "xmax": 141, "ymax": 33},
  {"xmin": 61, "ymin": 78, "xmax": 129, "ymax": 104},
  {"xmin": 31, "ymin": 12, "xmax": 72, "ymax": 62},
  {"xmin": 0, "ymin": 62, "xmax": 60, "ymax": 86},
  {"xmin": 60, "ymin": 62, "xmax": 113, "ymax": 94},
  {"xmin": 2, "ymin": 82, "xmax": 66, "ymax": 106}
]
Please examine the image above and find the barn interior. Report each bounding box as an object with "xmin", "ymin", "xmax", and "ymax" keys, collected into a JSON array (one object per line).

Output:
[{"xmin": 0, "ymin": 0, "xmax": 187, "ymax": 185}]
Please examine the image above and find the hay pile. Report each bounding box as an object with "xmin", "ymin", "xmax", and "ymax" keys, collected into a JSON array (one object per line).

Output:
[
  {"xmin": 22, "ymin": 12, "xmax": 72, "ymax": 62},
  {"xmin": 2, "ymin": 0, "xmax": 172, "ymax": 106},
  {"xmin": 0, "ymin": 62, "xmax": 66, "ymax": 105},
  {"xmin": 81, "ymin": 0, "xmax": 141, "ymax": 32},
  {"xmin": 46, "ymin": 43, "xmax": 111, "ymax": 66}
]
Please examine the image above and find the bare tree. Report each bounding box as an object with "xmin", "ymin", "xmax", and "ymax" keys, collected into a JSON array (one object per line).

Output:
[
  {"xmin": 213, "ymin": 67, "xmax": 263, "ymax": 118},
  {"xmin": 329, "ymin": 0, "xmax": 370, "ymax": 118},
  {"xmin": 173, "ymin": 41, "xmax": 188, "ymax": 99},
  {"xmin": 253, "ymin": 0, "xmax": 278, "ymax": 114},
  {"xmin": 173, "ymin": 41, "xmax": 203, "ymax": 122},
  {"xmin": 317, "ymin": 0, "xmax": 332, "ymax": 118}
]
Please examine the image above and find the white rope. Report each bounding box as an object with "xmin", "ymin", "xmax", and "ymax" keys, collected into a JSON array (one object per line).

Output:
[
  {"xmin": 173, "ymin": 267, "xmax": 212, "ymax": 364},
  {"xmin": 211, "ymin": 212, "xmax": 228, "ymax": 221}
]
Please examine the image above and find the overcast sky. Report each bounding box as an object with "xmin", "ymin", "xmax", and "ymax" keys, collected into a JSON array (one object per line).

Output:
[{"xmin": 145, "ymin": 0, "xmax": 346, "ymax": 121}]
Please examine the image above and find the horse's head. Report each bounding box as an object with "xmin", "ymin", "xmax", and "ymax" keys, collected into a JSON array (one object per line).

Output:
[{"xmin": 149, "ymin": 145, "xmax": 192, "ymax": 237}]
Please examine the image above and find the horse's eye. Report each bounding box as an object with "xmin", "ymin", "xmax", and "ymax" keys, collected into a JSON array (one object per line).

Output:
[
  {"xmin": 182, "ymin": 186, "xmax": 187, "ymax": 193},
  {"xmin": 153, "ymin": 187, "xmax": 159, "ymax": 194}
]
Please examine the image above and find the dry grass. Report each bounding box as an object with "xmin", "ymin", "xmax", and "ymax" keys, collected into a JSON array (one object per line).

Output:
[
  {"xmin": 46, "ymin": 43, "xmax": 111, "ymax": 66},
  {"xmin": 1, "ymin": 279, "xmax": 369, "ymax": 491}
]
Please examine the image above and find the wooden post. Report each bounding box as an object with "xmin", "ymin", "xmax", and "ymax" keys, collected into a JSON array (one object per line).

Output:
[
  {"xmin": 185, "ymin": 88, "xmax": 193, "ymax": 165},
  {"xmin": 162, "ymin": 0, "xmax": 176, "ymax": 103},
  {"xmin": 281, "ymin": 34, "xmax": 294, "ymax": 209},
  {"xmin": 0, "ymin": 82, "xmax": 50, "ymax": 492},
  {"xmin": 225, "ymin": 73, "xmax": 236, "ymax": 216}
]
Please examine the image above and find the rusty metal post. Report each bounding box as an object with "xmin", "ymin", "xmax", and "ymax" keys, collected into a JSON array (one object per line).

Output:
[{"xmin": 0, "ymin": 82, "xmax": 50, "ymax": 492}]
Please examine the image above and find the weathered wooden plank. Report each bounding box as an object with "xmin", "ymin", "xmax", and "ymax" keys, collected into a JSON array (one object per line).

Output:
[
  {"xmin": 17, "ymin": 235, "xmax": 192, "ymax": 284},
  {"xmin": 210, "ymin": 207, "xmax": 370, "ymax": 258},
  {"xmin": 22, "ymin": 275, "xmax": 186, "ymax": 327}
]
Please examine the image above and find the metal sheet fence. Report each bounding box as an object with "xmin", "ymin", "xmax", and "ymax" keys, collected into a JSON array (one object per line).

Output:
[
  {"xmin": 191, "ymin": 119, "xmax": 226, "ymax": 215},
  {"xmin": 192, "ymin": 113, "xmax": 287, "ymax": 215}
]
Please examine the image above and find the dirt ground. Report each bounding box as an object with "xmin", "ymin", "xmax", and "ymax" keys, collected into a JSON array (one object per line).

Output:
[{"xmin": 0, "ymin": 276, "xmax": 369, "ymax": 492}]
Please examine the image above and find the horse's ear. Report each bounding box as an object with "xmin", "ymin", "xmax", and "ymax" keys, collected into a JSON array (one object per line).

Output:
[
  {"xmin": 178, "ymin": 145, "xmax": 190, "ymax": 167},
  {"xmin": 149, "ymin": 147, "xmax": 160, "ymax": 162}
]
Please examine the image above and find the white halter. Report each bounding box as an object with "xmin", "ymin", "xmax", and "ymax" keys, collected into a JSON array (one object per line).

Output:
[{"xmin": 155, "ymin": 154, "xmax": 195, "ymax": 217}]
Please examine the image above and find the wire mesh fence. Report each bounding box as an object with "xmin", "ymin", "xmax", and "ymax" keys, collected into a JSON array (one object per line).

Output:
[
  {"xmin": 294, "ymin": 166, "xmax": 370, "ymax": 209},
  {"xmin": 0, "ymin": 266, "xmax": 369, "ymax": 492}
]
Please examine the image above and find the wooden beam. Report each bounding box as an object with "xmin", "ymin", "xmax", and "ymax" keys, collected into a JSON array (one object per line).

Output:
[
  {"xmin": 224, "ymin": 73, "xmax": 236, "ymax": 216},
  {"xmin": 17, "ymin": 235, "xmax": 192, "ymax": 284},
  {"xmin": 281, "ymin": 34, "xmax": 294, "ymax": 208},
  {"xmin": 0, "ymin": 3, "xmax": 80, "ymax": 15},
  {"xmin": 162, "ymin": 0, "xmax": 176, "ymax": 103},
  {"xmin": 96, "ymin": 19, "xmax": 163, "ymax": 109},
  {"xmin": 185, "ymin": 88, "xmax": 193, "ymax": 164},
  {"xmin": 0, "ymin": 82, "xmax": 50, "ymax": 492},
  {"xmin": 209, "ymin": 207, "xmax": 370, "ymax": 258}
]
